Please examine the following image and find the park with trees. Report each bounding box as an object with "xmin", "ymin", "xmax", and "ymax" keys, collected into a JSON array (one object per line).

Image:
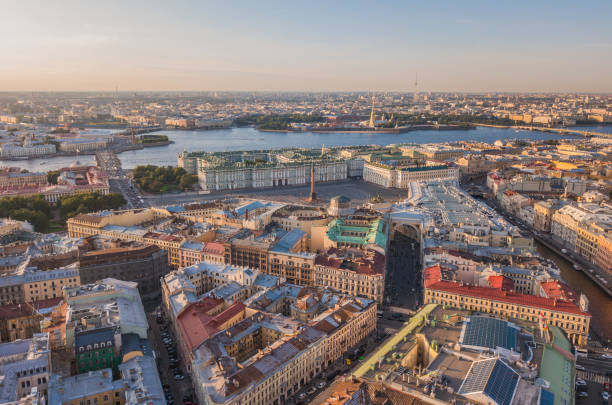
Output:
[{"xmin": 132, "ymin": 165, "xmax": 197, "ymax": 193}]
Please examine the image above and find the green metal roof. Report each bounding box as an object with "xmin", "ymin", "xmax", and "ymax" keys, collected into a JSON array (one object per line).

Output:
[
  {"xmin": 326, "ymin": 218, "xmax": 387, "ymax": 249},
  {"xmin": 353, "ymin": 304, "xmax": 438, "ymax": 378},
  {"xmin": 539, "ymin": 326, "xmax": 575, "ymax": 405}
]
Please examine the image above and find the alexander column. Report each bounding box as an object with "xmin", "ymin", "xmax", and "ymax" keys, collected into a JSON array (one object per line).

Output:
[{"xmin": 308, "ymin": 161, "xmax": 317, "ymax": 202}]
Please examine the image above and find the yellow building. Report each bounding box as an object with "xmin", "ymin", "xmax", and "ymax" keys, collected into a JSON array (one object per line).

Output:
[
  {"xmin": 576, "ymin": 222, "xmax": 612, "ymax": 264},
  {"xmin": 424, "ymin": 281, "xmax": 590, "ymax": 346},
  {"xmin": 596, "ymin": 234, "xmax": 612, "ymax": 276},
  {"xmin": 0, "ymin": 302, "xmax": 43, "ymax": 342},
  {"xmin": 23, "ymin": 267, "xmax": 80, "ymax": 302}
]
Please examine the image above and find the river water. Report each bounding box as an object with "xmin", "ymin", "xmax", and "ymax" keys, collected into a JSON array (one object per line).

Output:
[
  {"xmin": 4, "ymin": 125, "xmax": 605, "ymax": 171},
  {"xmin": 537, "ymin": 242, "xmax": 612, "ymax": 342},
  {"xmin": 2, "ymin": 124, "xmax": 611, "ymax": 338}
]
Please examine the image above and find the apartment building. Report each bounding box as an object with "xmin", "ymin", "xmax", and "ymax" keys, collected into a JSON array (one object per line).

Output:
[
  {"xmin": 424, "ymin": 281, "xmax": 590, "ymax": 346},
  {"xmin": 595, "ymin": 234, "xmax": 612, "ymax": 275},
  {"xmin": 23, "ymin": 266, "xmax": 80, "ymax": 302},
  {"xmin": 179, "ymin": 241, "xmax": 225, "ymax": 268},
  {"xmin": 533, "ymin": 200, "xmax": 562, "ymax": 233},
  {"xmin": 48, "ymin": 369, "xmax": 125, "ymax": 405},
  {"xmin": 576, "ymin": 222, "xmax": 612, "ymax": 263},
  {"xmin": 77, "ymin": 239, "xmax": 169, "ymax": 296},
  {"xmin": 191, "ymin": 296, "xmax": 376, "ymax": 405},
  {"xmin": 314, "ymin": 249, "xmax": 385, "ymax": 303},
  {"xmin": 0, "ymin": 334, "xmax": 50, "ymax": 404}
]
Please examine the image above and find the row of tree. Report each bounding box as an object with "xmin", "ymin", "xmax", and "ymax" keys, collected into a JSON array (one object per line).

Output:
[
  {"xmin": 58, "ymin": 192, "xmax": 125, "ymax": 222},
  {"xmin": 132, "ymin": 165, "xmax": 197, "ymax": 193},
  {"xmin": 387, "ymin": 113, "xmax": 515, "ymax": 127},
  {"xmin": 0, "ymin": 195, "xmax": 52, "ymax": 232},
  {"xmin": 0, "ymin": 192, "xmax": 125, "ymax": 232},
  {"xmin": 235, "ymin": 113, "xmax": 325, "ymax": 130}
]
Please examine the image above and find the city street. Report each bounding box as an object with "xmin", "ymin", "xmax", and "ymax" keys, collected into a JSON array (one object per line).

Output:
[
  {"xmin": 97, "ymin": 151, "xmax": 148, "ymax": 208},
  {"xmin": 147, "ymin": 311, "xmax": 194, "ymax": 404}
]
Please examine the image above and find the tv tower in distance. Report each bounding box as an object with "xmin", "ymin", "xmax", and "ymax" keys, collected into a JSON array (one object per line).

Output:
[{"xmin": 413, "ymin": 73, "xmax": 418, "ymax": 101}]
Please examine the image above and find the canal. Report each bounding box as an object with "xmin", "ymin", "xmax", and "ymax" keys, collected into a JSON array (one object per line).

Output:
[{"xmin": 536, "ymin": 241, "xmax": 612, "ymax": 344}]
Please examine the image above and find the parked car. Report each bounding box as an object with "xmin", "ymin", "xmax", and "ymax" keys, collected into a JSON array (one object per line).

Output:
[{"xmin": 307, "ymin": 387, "xmax": 317, "ymax": 395}]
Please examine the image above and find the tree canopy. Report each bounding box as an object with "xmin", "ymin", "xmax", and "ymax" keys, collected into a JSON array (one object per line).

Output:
[
  {"xmin": 0, "ymin": 195, "xmax": 51, "ymax": 232},
  {"xmin": 58, "ymin": 192, "xmax": 125, "ymax": 221},
  {"xmin": 132, "ymin": 165, "xmax": 197, "ymax": 193}
]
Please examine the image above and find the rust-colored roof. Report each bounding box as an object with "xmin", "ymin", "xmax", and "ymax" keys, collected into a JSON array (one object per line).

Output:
[
  {"xmin": 423, "ymin": 265, "xmax": 442, "ymax": 288},
  {"xmin": 427, "ymin": 281, "xmax": 589, "ymax": 316},
  {"xmin": 315, "ymin": 249, "xmax": 385, "ymax": 275},
  {"xmin": 487, "ymin": 275, "xmax": 515, "ymax": 291},
  {"xmin": 176, "ymin": 298, "xmax": 241, "ymax": 353},
  {"xmin": 203, "ymin": 242, "xmax": 225, "ymax": 255},
  {"xmin": 539, "ymin": 280, "xmax": 578, "ymax": 304}
]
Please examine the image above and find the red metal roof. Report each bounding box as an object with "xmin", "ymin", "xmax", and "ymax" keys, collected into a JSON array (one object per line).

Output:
[
  {"xmin": 202, "ymin": 242, "xmax": 225, "ymax": 255},
  {"xmin": 427, "ymin": 280, "xmax": 589, "ymax": 316},
  {"xmin": 487, "ymin": 275, "xmax": 515, "ymax": 291},
  {"xmin": 176, "ymin": 299, "xmax": 244, "ymax": 353},
  {"xmin": 539, "ymin": 280, "xmax": 578, "ymax": 304},
  {"xmin": 424, "ymin": 265, "xmax": 442, "ymax": 288}
]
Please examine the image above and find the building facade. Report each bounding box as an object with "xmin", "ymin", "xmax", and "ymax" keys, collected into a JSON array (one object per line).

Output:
[{"xmin": 424, "ymin": 281, "xmax": 590, "ymax": 346}]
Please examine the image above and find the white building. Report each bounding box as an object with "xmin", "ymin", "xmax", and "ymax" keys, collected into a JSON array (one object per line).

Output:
[{"xmin": 363, "ymin": 162, "xmax": 459, "ymax": 188}]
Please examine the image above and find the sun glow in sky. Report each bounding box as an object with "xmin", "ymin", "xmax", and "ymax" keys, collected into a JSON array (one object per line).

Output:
[{"xmin": 1, "ymin": 0, "xmax": 611, "ymax": 92}]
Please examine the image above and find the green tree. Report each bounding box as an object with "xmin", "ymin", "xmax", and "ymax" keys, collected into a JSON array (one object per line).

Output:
[
  {"xmin": 11, "ymin": 208, "xmax": 50, "ymax": 232},
  {"xmin": 47, "ymin": 171, "xmax": 60, "ymax": 184}
]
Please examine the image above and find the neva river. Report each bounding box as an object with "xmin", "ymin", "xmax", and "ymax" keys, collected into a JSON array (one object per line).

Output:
[{"xmin": 3, "ymin": 125, "xmax": 609, "ymax": 171}]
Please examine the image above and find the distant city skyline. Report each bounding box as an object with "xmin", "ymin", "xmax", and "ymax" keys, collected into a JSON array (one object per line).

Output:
[{"xmin": 1, "ymin": 0, "xmax": 611, "ymax": 92}]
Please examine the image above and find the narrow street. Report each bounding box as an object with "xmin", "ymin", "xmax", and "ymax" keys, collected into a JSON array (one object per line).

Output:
[{"xmin": 147, "ymin": 311, "xmax": 194, "ymax": 404}]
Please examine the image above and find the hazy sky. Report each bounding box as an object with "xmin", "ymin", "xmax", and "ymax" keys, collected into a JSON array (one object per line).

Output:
[{"xmin": 1, "ymin": 0, "xmax": 611, "ymax": 92}]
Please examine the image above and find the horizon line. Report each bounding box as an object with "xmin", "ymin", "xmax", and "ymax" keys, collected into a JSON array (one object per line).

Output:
[{"xmin": 1, "ymin": 90, "xmax": 611, "ymax": 95}]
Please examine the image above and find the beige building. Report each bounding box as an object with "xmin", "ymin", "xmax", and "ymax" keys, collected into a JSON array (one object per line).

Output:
[
  {"xmin": 576, "ymin": 222, "xmax": 611, "ymax": 263},
  {"xmin": 67, "ymin": 209, "xmax": 158, "ymax": 238},
  {"xmin": 191, "ymin": 296, "xmax": 376, "ymax": 405},
  {"xmin": 313, "ymin": 299, "xmax": 377, "ymax": 368},
  {"xmin": 23, "ymin": 268, "xmax": 80, "ymax": 303},
  {"xmin": 0, "ymin": 170, "xmax": 47, "ymax": 188},
  {"xmin": 268, "ymin": 251, "xmax": 316, "ymax": 286},
  {"xmin": 424, "ymin": 280, "xmax": 590, "ymax": 346},
  {"xmin": 533, "ymin": 200, "xmax": 558, "ymax": 232},
  {"xmin": 595, "ymin": 234, "xmax": 612, "ymax": 276},
  {"xmin": 313, "ymin": 250, "xmax": 385, "ymax": 303},
  {"xmin": 48, "ymin": 368, "xmax": 125, "ymax": 405}
]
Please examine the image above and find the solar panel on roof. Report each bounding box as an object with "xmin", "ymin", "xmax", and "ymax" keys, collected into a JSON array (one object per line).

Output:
[
  {"xmin": 458, "ymin": 358, "xmax": 496, "ymax": 394},
  {"xmin": 484, "ymin": 360, "xmax": 519, "ymax": 405},
  {"xmin": 461, "ymin": 316, "xmax": 517, "ymax": 351}
]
